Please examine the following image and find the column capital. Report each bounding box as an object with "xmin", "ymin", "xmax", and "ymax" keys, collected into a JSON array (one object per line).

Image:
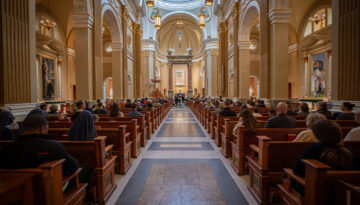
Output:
[
  {"xmin": 288, "ymin": 43, "xmax": 298, "ymax": 54},
  {"xmin": 268, "ymin": 9, "xmax": 292, "ymax": 25},
  {"xmin": 72, "ymin": 14, "xmax": 94, "ymax": 29},
  {"xmin": 238, "ymin": 41, "xmax": 251, "ymax": 50},
  {"xmin": 111, "ymin": 43, "xmax": 123, "ymax": 51}
]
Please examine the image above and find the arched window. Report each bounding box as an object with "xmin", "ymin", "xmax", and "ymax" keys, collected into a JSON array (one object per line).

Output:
[{"xmin": 304, "ymin": 8, "xmax": 332, "ymax": 37}]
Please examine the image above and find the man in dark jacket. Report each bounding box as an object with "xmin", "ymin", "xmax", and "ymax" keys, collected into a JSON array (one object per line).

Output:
[
  {"xmin": 219, "ymin": 99, "xmax": 236, "ymax": 116},
  {"xmin": 265, "ymin": 102, "xmax": 297, "ymax": 128},
  {"xmin": 0, "ymin": 114, "xmax": 79, "ymax": 177}
]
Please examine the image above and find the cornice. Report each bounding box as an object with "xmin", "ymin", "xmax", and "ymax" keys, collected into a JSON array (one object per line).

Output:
[{"xmin": 72, "ymin": 14, "xmax": 94, "ymax": 29}]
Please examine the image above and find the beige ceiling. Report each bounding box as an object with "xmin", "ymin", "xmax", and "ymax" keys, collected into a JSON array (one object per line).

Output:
[{"xmin": 156, "ymin": 14, "xmax": 203, "ymax": 55}]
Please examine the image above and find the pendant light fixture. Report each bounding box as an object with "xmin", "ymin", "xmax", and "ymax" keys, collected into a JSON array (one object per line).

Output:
[
  {"xmin": 155, "ymin": 13, "xmax": 161, "ymax": 29},
  {"xmin": 199, "ymin": 13, "xmax": 205, "ymax": 28},
  {"xmin": 146, "ymin": 0, "xmax": 154, "ymax": 7}
]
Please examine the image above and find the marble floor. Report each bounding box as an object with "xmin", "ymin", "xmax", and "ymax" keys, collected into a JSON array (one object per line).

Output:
[{"xmin": 107, "ymin": 104, "xmax": 256, "ymax": 205}]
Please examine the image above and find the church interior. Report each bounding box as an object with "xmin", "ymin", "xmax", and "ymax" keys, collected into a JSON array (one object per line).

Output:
[{"xmin": 0, "ymin": 0, "xmax": 360, "ymax": 204}]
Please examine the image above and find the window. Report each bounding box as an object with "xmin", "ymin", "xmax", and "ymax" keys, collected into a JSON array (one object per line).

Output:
[{"xmin": 304, "ymin": 8, "xmax": 332, "ymax": 37}]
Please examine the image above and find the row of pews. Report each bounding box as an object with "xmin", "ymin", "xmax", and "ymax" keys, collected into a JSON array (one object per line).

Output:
[
  {"xmin": 0, "ymin": 101, "xmax": 172, "ymax": 205},
  {"xmin": 187, "ymin": 100, "xmax": 360, "ymax": 205}
]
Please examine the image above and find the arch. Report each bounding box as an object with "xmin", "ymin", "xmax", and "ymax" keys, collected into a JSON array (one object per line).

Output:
[
  {"xmin": 103, "ymin": 77, "xmax": 113, "ymax": 99},
  {"xmin": 101, "ymin": 4, "xmax": 122, "ymax": 43},
  {"xmin": 153, "ymin": 11, "xmax": 207, "ymax": 40},
  {"xmin": 249, "ymin": 75, "xmax": 260, "ymax": 97},
  {"xmin": 299, "ymin": 4, "xmax": 332, "ymax": 40},
  {"xmin": 238, "ymin": 0, "xmax": 260, "ymax": 41}
]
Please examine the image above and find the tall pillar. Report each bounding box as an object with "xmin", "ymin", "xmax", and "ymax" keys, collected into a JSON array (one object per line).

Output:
[
  {"xmin": 205, "ymin": 49, "xmax": 219, "ymax": 96},
  {"xmin": 112, "ymin": 43, "xmax": 123, "ymax": 99},
  {"xmin": 232, "ymin": 2, "xmax": 240, "ymax": 97},
  {"xmin": 238, "ymin": 41, "xmax": 251, "ymax": 100},
  {"xmin": 218, "ymin": 22, "xmax": 228, "ymax": 97},
  {"xmin": 332, "ymin": 0, "xmax": 360, "ymax": 101},
  {"xmin": 268, "ymin": 2, "xmax": 291, "ymax": 104},
  {"xmin": 93, "ymin": 0, "xmax": 103, "ymax": 100},
  {"xmin": 259, "ymin": 0, "xmax": 270, "ymax": 99},
  {"xmin": 142, "ymin": 50, "xmax": 151, "ymax": 97},
  {"xmin": 168, "ymin": 61, "xmax": 173, "ymax": 97},
  {"xmin": 0, "ymin": 0, "xmax": 35, "ymax": 105},
  {"xmin": 121, "ymin": 6, "xmax": 128, "ymax": 98},
  {"xmin": 133, "ymin": 24, "xmax": 142, "ymax": 98},
  {"xmin": 73, "ymin": 14, "xmax": 94, "ymax": 101},
  {"xmin": 187, "ymin": 61, "xmax": 193, "ymax": 97}
]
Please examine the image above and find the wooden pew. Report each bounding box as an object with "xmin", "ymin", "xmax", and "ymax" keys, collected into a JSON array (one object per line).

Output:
[
  {"xmin": 231, "ymin": 127, "xmax": 307, "ymax": 176},
  {"xmin": 249, "ymin": 139, "xmax": 360, "ymax": 205},
  {"xmin": 278, "ymin": 157, "xmax": 360, "ymax": 205},
  {"xmin": 214, "ymin": 116, "xmax": 239, "ymax": 147},
  {"xmin": 220, "ymin": 119, "xmax": 239, "ymax": 158},
  {"xmin": 0, "ymin": 159, "xmax": 87, "ymax": 205},
  {"xmin": 48, "ymin": 126, "xmax": 132, "ymax": 175},
  {"xmin": 60, "ymin": 136, "xmax": 117, "ymax": 204},
  {"xmin": 49, "ymin": 119, "xmax": 141, "ymax": 158}
]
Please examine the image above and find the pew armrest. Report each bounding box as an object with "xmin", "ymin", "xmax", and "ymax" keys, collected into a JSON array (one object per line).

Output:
[
  {"xmin": 284, "ymin": 168, "xmax": 305, "ymax": 187},
  {"xmin": 249, "ymin": 144, "xmax": 259, "ymax": 157},
  {"xmin": 105, "ymin": 145, "xmax": 114, "ymax": 153},
  {"xmin": 63, "ymin": 168, "xmax": 82, "ymax": 186},
  {"xmin": 256, "ymin": 135, "xmax": 271, "ymax": 141}
]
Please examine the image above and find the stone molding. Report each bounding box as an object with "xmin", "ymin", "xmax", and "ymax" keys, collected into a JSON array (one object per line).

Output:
[
  {"xmin": 111, "ymin": 43, "xmax": 124, "ymax": 51},
  {"xmin": 238, "ymin": 41, "xmax": 251, "ymax": 50},
  {"xmin": 206, "ymin": 48, "xmax": 219, "ymax": 56},
  {"xmin": 288, "ymin": 43, "xmax": 298, "ymax": 54},
  {"xmin": 268, "ymin": 9, "xmax": 291, "ymax": 25},
  {"xmin": 66, "ymin": 48, "xmax": 76, "ymax": 56},
  {"xmin": 72, "ymin": 14, "xmax": 94, "ymax": 29}
]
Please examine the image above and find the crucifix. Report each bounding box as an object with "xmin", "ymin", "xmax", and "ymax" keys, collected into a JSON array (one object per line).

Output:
[{"xmin": 176, "ymin": 32, "xmax": 184, "ymax": 48}]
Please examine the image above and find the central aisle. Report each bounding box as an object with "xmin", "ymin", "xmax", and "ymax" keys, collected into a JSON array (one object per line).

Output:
[{"xmin": 108, "ymin": 104, "xmax": 255, "ymax": 205}]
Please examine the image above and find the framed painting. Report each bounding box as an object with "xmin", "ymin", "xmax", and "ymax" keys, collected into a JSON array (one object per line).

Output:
[
  {"xmin": 311, "ymin": 53, "xmax": 326, "ymax": 97},
  {"xmin": 41, "ymin": 57, "xmax": 55, "ymax": 100}
]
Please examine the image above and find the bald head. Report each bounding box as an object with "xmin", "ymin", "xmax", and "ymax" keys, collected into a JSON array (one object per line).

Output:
[{"xmin": 276, "ymin": 102, "xmax": 288, "ymax": 114}]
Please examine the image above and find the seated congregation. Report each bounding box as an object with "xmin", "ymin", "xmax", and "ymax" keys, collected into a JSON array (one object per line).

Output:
[
  {"xmin": 0, "ymin": 98, "xmax": 172, "ymax": 204},
  {"xmin": 188, "ymin": 97, "xmax": 360, "ymax": 205}
]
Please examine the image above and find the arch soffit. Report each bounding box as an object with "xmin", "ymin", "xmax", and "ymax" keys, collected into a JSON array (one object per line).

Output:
[
  {"xmin": 101, "ymin": 3, "xmax": 122, "ymax": 43},
  {"xmin": 298, "ymin": 3, "xmax": 332, "ymax": 41},
  {"xmin": 238, "ymin": 0, "xmax": 260, "ymax": 42},
  {"xmin": 153, "ymin": 11, "xmax": 206, "ymax": 40}
]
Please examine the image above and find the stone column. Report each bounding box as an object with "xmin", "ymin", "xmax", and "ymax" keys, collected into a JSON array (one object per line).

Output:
[
  {"xmin": 112, "ymin": 43, "xmax": 123, "ymax": 99},
  {"xmin": 232, "ymin": 2, "xmax": 240, "ymax": 97},
  {"xmin": 187, "ymin": 60, "xmax": 193, "ymax": 97},
  {"xmin": 72, "ymin": 14, "xmax": 94, "ymax": 101},
  {"xmin": 332, "ymin": 0, "xmax": 360, "ymax": 101},
  {"xmin": 142, "ymin": 50, "xmax": 151, "ymax": 97},
  {"xmin": 288, "ymin": 43, "xmax": 299, "ymax": 99},
  {"xmin": 238, "ymin": 41, "xmax": 251, "ymax": 100},
  {"xmin": 0, "ymin": 0, "xmax": 35, "ymax": 105},
  {"xmin": 218, "ymin": 22, "xmax": 228, "ymax": 97},
  {"xmin": 133, "ymin": 24, "xmax": 142, "ymax": 98},
  {"xmin": 205, "ymin": 49, "xmax": 219, "ymax": 96},
  {"xmin": 168, "ymin": 61, "xmax": 173, "ymax": 97},
  {"xmin": 259, "ymin": 0, "xmax": 270, "ymax": 100},
  {"xmin": 268, "ymin": 3, "xmax": 291, "ymax": 105},
  {"xmin": 121, "ymin": 6, "xmax": 128, "ymax": 98},
  {"xmin": 93, "ymin": 0, "xmax": 103, "ymax": 100}
]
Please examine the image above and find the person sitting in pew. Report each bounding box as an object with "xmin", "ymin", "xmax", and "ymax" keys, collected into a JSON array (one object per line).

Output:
[
  {"xmin": 214, "ymin": 102, "xmax": 225, "ymax": 115},
  {"xmin": 335, "ymin": 102, "xmax": 356, "ymax": 120},
  {"xmin": 297, "ymin": 102, "xmax": 310, "ymax": 117},
  {"xmin": 233, "ymin": 109, "xmax": 259, "ymax": 136},
  {"xmin": 0, "ymin": 114, "xmax": 79, "ymax": 177},
  {"xmin": 68, "ymin": 110, "xmax": 97, "ymax": 141},
  {"xmin": 110, "ymin": 102, "xmax": 125, "ymax": 118},
  {"xmin": 0, "ymin": 111, "xmax": 15, "ymax": 140},
  {"xmin": 315, "ymin": 101, "xmax": 332, "ymax": 119},
  {"xmin": 71, "ymin": 100, "xmax": 86, "ymax": 122},
  {"xmin": 252, "ymin": 107, "xmax": 262, "ymax": 117},
  {"xmin": 93, "ymin": 101, "xmax": 108, "ymax": 115},
  {"xmin": 286, "ymin": 101, "xmax": 298, "ymax": 116},
  {"xmin": 39, "ymin": 103, "xmax": 48, "ymax": 112},
  {"xmin": 344, "ymin": 110, "xmax": 360, "ymax": 141},
  {"xmin": 125, "ymin": 99, "xmax": 132, "ymax": 108},
  {"xmin": 294, "ymin": 112, "xmax": 326, "ymax": 142},
  {"xmin": 293, "ymin": 120, "xmax": 360, "ymax": 178},
  {"xmin": 265, "ymin": 102, "xmax": 297, "ymax": 128},
  {"xmin": 128, "ymin": 103, "xmax": 142, "ymax": 117},
  {"xmin": 219, "ymin": 99, "xmax": 236, "ymax": 117}
]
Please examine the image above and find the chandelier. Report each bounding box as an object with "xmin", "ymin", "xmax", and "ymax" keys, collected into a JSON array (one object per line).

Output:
[
  {"xmin": 40, "ymin": 18, "xmax": 56, "ymax": 30},
  {"xmin": 205, "ymin": 0, "xmax": 213, "ymax": 6},
  {"xmin": 146, "ymin": 0, "xmax": 154, "ymax": 7}
]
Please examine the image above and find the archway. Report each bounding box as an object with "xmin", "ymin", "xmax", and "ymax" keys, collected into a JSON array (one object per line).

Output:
[
  {"xmin": 103, "ymin": 77, "xmax": 113, "ymax": 99},
  {"xmin": 238, "ymin": 1, "xmax": 260, "ymax": 100}
]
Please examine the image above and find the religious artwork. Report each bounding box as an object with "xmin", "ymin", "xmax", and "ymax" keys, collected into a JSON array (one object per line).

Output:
[
  {"xmin": 175, "ymin": 70, "xmax": 185, "ymax": 85},
  {"xmin": 41, "ymin": 57, "xmax": 55, "ymax": 100},
  {"xmin": 311, "ymin": 53, "xmax": 326, "ymax": 97},
  {"xmin": 148, "ymin": 8, "xmax": 160, "ymax": 23},
  {"xmin": 200, "ymin": 6, "xmax": 211, "ymax": 21}
]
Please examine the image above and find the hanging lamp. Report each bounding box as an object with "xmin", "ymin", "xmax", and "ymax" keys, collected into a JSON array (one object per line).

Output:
[
  {"xmin": 199, "ymin": 13, "xmax": 205, "ymax": 28},
  {"xmin": 155, "ymin": 13, "xmax": 161, "ymax": 29},
  {"xmin": 146, "ymin": 0, "xmax": 154, "ymax": 7},
  {"xmin": 205, "ymin": 0, "xmax": 213, "ymax": 6}
]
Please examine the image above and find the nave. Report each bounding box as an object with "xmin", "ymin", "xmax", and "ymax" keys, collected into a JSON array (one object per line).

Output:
[{"xmin": 109, "ymin": 104, "xmax": 253, "ymax": 205}]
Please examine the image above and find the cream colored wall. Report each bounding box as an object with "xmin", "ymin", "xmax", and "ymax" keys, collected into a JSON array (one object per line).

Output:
[{"xmin": 103, "ymin": 63, "xmax": 112, "ymax": 80}]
